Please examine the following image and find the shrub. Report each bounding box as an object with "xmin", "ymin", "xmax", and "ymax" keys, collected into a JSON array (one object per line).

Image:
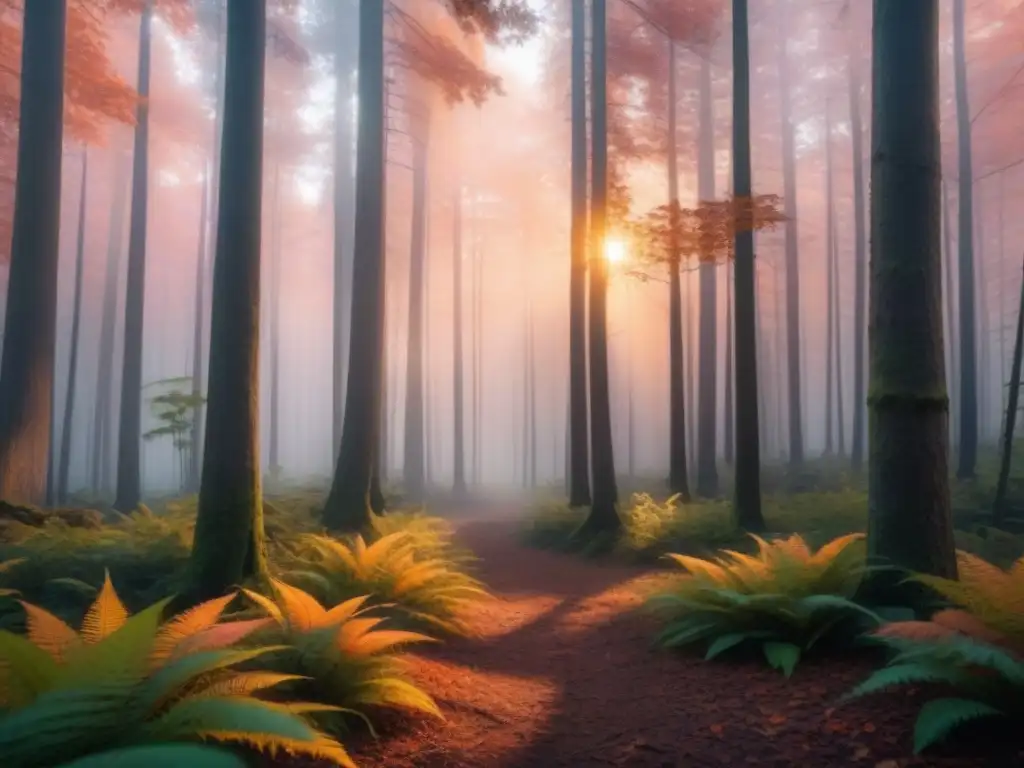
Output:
[
  {"xmin": 0, "ymin": 573, "xmax": 355, "ymax": 767},
  {"xmin": 242, "ymin": 578, "xmax": 441, "ymax": 735},
  {"xmin": 845, "ymin": 551, "xmax": 1024, "ymax": 753},
  {"xmin": 274, "ymin": 527, "xmax": 488, "ymax": 636},
  {"xmin": 645, "ymin": 533, "xmax": 881, "ymax": 676}
]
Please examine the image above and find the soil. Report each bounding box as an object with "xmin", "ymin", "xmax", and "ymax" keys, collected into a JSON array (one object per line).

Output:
[{"xmin": 284, "ymin": 512, "xmax": 1024, "ymax": 768}]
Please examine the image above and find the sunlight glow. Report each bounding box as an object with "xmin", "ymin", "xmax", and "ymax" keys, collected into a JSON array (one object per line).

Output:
[{"xmin": 604, "ymin": 237, "xmax": 628, "ymax": 265}]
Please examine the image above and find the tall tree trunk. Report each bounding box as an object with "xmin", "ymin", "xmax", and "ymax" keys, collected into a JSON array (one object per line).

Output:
[
  {"xmin": 943, "ymin": 180, "xmax": 959, "ymax": 448},
  {"xmin": 452, "ymin": 180, "xmax": 466, "ymax": 495},
  {"xmin": 824, "ymin": 114, "xmax": 835, "ymax": 456},
  {"xmin": 92, "ymin": 151, "xmax": 130, "ymax": 494},
  {"xmin": 188, "ymin": 167, "xmax": 211, "ymax": 491},
  {"xmin": 724, "ymin": 262, "xmax": 734, "ymax": 465},
  {"xmin": 847, "ymin": 10, "xmax": 868, "ymax": 470},
  {"xmin": 867, "ymin": 0, "xmax": 956, "ymax": 580},
  {"xmin": 832, "ymin": 195, "xmax": 846, "ymax": 456},
  {"xmin": 57, "ymin": 150, "xmax": 89, "ymax": 503},
  {"xmin": 627, "ymin": 283, "xmax": 636, "ymax": 479},
  {"xmin": 568, "ymin": 0, "xmax": 591, "ymax": 507},
  {"xmin": 333, "ymin": 3, "xmax": 356, "ymax": 456},
  {"xmin": 114, "ymin": 0, "xmax": 154, "ymax": 512},
  {"xmin": 0, "ymin": 0, "xmax": 66, "ymax": 504},
  {"xmin": 953, "ymin": 0, "xmax": 978, "ymax": 479},
  {"xmin": 993, "ymin": 251, "xmax": 1024, "ymax": 526},
  {"xmin": 528, "ymin": 298, "xmax": 537, "ymax": 488},
  {"xmin": 185, "ymin": 0, "xmax": 269, "ymax": 603},
  {"xmin": 188, "ymin": 3, "xmax": 225, "ymax": 493},
  {"xmin": 324, "ymin": 0, "xmax": 386, "ymax": 533},
  {"xmin": 976, "ymin": 207, "xmax": 989, "ymax": 443},
  {"xmin": 578, "ymin": 0, "xmax": 620, "ymax": 536},
  {"xmin": 666, "ymin": 41, "xmax": 690, "ymax": 500},
  {"xmin": 731, "ymin": 0, "xmax": 764, "ymax": 530},
  {"xmin": 777, "ymin": 0, "xmax": 803, "ymax": 466},
  {"xmin": 696, "ymin": 57, "xmax": 718, "ymax": 497},
  {"xmin": 998, "ymin": 177, "xmax": 1006, "ymax": 424},
  {"xmin": 268, "ymin": 163, "xmax": 282, "ymax": 479},
  {"xmin": 402, "ymin": 131, "xmax": 428, "ymax": 499}
]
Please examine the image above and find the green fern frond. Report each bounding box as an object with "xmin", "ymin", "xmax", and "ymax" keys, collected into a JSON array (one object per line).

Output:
[
  {"xmin": 912, "ymin": 698, "xmax": 1004, "ymax": 754},
  {"xmin": 54, "ymin": 744, "xmax": 249, "ymax": 768}
]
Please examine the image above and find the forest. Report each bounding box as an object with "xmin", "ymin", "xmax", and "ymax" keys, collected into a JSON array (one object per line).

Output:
[{"xmin": 0, "ymin": 0, "xmax": 1023, "ymax": 765}]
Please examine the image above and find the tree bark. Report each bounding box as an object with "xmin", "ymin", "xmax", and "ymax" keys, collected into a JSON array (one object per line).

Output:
[
  {"xmin": 824, "ymin": 113, "xmax": 835, "ymax": 456},
  {"xmin": 268, "ymin": 163, "xmax": 282, "ymax": 479},
  {"xmin": 578, "ymin": 0, "xmax": 620, "ymax": 536},
  {"xmin": 568, "ymin": 0, "xmax": 591, "ymax": 507},
  {"xmin": 323, "ymin": 0, "xmax": 386, "ymax": 533},
  {"xmin": 953, "ymin": 0, "xmax": 978, "ymax": 479},
  {"xmin": 847, "ymin": 11, "xmax": 868, "ymax": 471},
  {"xmin": 993, "ymin": 252, "xmax": 1024, "ymax": 526},
  {"xmin": 452, "ymin": 181, "xmax": 466, "ymax": 495},
  {"xmin": 666, "ymin": 41, "xmax": 690, "ymax": 500},
  {"xmin": 402, "ymin": 130, "xmax": 428, "ymax": 499},
  {"xmin": 942, "ymin": 181, "xmax": 958, "ymax": 448},
  {"xmin": 731, "ymin": 0, "xmax": 764, "ymax": 531},
  {"xmin": 57, "ymin": 150, "xmax": 89, "ymax": 503},
  {"xmin": 114, "ymin": 0, "xmax": 154, "ymax": 512},
  {"xmin": 185, "ymin": 0, "xmax": 270, "ymax": 602},
  {"xmin": 724, "ymin": 262, "xmax": 734, "ymax": 465},
  {"xmin": 0, "ymin": 0, "xmax": 66, "ymax": 504},
  {"xmin": 867, "ymin": 0, "xmax": 956, "ymax": 580},
  {"xmin": 696, "ymin": 56, "xmax": 718, "ymax": 497},
  {"xmin": 187, "ymin": 167, "xmax": 210, "ymax": 489}
]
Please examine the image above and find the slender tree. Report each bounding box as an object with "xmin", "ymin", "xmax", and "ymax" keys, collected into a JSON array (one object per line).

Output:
[
  {"xmin": 731, "ymin": 0, "xmax": 764, "ymax": 531},
  {"xmin": 268, "ymin": 163, "xmax": 282, "ymax": 479},
  {"xmin": 185, "ymin": 0, "xmax": 270, "ymax": 602},
  {"xmin": 57, "ymin": 150, "xmax": 89, "ymax": 503},
  {"xmin": 568, "ymin": 0, "xmax": 592, "ymax": 506},
  {"xmin": 724, "ymin": 261, "xmax": 734, "ymax": 465},
  {"xmin": 942, "ymin": 181, "xmax": 959, "ymax": 447},
  {"xmin": 867, "ymin": 0, "xmax": 956, "ymax": 579},
  {"xmin": 994, "ymin": 252, "xmax": 1024, "ymax": 526},
  {"xmin": 189, "ymin": 168, "xmax": 211, "ymax": 487},
  {"xmin": 578, "ymin": 0, "xmax": 621, "ymax": 536},
  {"xmin": 0, "ymin": 0, "xmax": 66, "ymax": 504},
  {"xmin": 114, "ymin": 0, "xmax": 154, "ymax": 511},
  {"xmin": 953, "ymin": 0, "xmax": 978, "ymax": 479},
  {"xmin": 452, "ymin": 180, "xmax": 467, "ymax": 495}
]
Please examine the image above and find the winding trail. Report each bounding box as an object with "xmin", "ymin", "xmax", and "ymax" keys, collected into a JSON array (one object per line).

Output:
[{"xmin": 343, "ymin": 513, "xmax": 1005, "ymax": 768}]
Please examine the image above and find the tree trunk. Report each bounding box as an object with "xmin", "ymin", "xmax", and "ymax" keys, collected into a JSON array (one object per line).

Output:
[
  {"xmin": 268, "ymin": 163, "xmax": 282, "ymax": 479},
  {"xmin": 188, "ymin": 2, "xmax": 225, "ymax": 494},
  {"xmin": 696, "ymin": 57, "xmax": 718, "ymax": 497},
  {"xmin": 578, "ymin": 0, "xmax": 620, "ymax": 536},
  {"xmin": 323, "ymin": 0, "xmax": 386, "ymax": 533},
  {"xmin": 57, "ymin": 150, "xmax": 89, "ymax": 503},
  {"xmin": 666, "ymin": 41, "xmax": 690, "ymax": 500},
  {"xmin": 953, "ymin": 0, "xmax": 978, "ymax": 479},
  {"xmin": 114, "ymin": 0, "xmax": 154, "ymax": 512},
  {"xmin": 0, "ymin": 0, "xmax": 66, "ymax": 504},
  {"xmin": 943, "ymin": 181, "xmax": 959, "ymax": 448},
  {"xmin": 993, "ymin": 251, "xmax": 1024, "ymax": 526},
  {"xmin": 824, "ymin": 114, "xmax": 835, "ymax": 456},
  {"xmin": 867, "ymin": 0, "xmax": 956, "ymax": 580},
  {"xmin": 724, "ymin": 261, "xmax": 734, "ymax": 465},
  {"xmin": 92, "ymin": 151, "xmax": 130, "ymax": 494},
  {"xmin": 976, "ymin": 206, "xmax": 989, "ymax": 443},
  {"xmin": 185, "ymin": 0, "xmax": 270, "ymax": 602},
  {"xmin": 452, "ymin": 181, "xmax": 466, "ymax": 495},
  {"xmin": 847, "ymin": 11, "xmax": 868, "ymax": 471},
  {"xmin": 528, "ymin": 298, "xmax": 537, "ymax": 488},
  {"xmin": 731, "ymin": 0, "xmax": 764, "ymax": 531},
  {"xmin": 776, "ymin": 0, "xmax": 803, "ymax": 466},
  {"xmin": 568, "ymin": 0, "xmax": 591, "ymax": 507},
  {"xmin": 402, "ymin": 131, "xmax": 428, "ymax": 499},
  {"xmin": 832, "ymin": 193, "xmax": 846, "ymax": 457}
]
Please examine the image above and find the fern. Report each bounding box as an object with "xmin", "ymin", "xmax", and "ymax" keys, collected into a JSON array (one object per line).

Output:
[
  {"xmin": 242, "ymin": 578, "xmax": 442, "ymax": 734},
  {"xmin": 646, "ymin": 534, "xmax": 880, "ymax": 675},
  {"xmin": 0, "ymin": 576, "xmax": 356, "ymax": 767}
]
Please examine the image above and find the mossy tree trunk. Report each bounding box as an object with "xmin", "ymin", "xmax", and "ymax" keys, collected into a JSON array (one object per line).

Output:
[
  {"xmin": 0, "ymin": 0, "xmax": 66, "ymax": 505},
  {"xmin": 114, "ymin": 0, "xmax": 154, "ymax": 512},
  {"xmin": 57, "ymin": 150, "xmax": 89, "ymax": 503},
  {"xmin": 578, "ymin": 0, "xmax": 621, "ymax": 537},
  {"xmin": 731, "ymin": 0, "xmax": 765, "ymax": 531},
  {"xmin": 568, "ymin": 0, "xmax": 592, "ymax": 508},
  {"xmin": 323, "ymin": 0, "xmax": 386, "ymax": 534},
  {"xmin": 866, "ymin": 0, "xmax": 956, "ymax": 580},
  {"xmin": 185, "ymin": 0, "xmax": 270, "ymax": 603}
]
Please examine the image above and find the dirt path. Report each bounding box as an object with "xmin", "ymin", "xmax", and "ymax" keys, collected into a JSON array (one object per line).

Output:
[{"xmin": 342, "ymin": 516, "xmax": 1012, "ymax": 768}]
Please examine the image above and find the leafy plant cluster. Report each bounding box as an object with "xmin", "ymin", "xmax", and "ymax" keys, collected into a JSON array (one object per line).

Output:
[
  {"xmin": 641, "ymin": 529, "xmax": 1024, "ymax": 755},
  {"xmin": 0, "ymin": 505, "xmax": 489, "ymax": 766}
]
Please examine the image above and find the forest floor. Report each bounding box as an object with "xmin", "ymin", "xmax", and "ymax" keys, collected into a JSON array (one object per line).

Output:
[{"xmin": 282, "ymin": 510, "xmax": 1022, "ymax": 768}]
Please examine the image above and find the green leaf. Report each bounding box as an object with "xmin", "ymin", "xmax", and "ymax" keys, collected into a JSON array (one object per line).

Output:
[
  {"xmin": 0, "ymin": 629, "xmax": 61, "ymax": 706},
  {"xmin": 843, "ymin": 661, "xmax": 975, "ymax": 702},
  {"xmin": 800, "ymin": 594, "xmax": 882, "ymax": 626},
  {"xmin": 912, "ymin": 698, "xmax": 1003, "ymax": 754},
  {"xmin": 705, "ymin": 632, "xmax": 759, "ymax": 660},
  {"xmin": 55, "ymin": 744, "xmax": 248, "ymax": 768},
  {"xmin": 654, "ymin": 620, "xmax": 718, "ymax": 649},
  {"xmin": 762, "ymin": 641, "xmax": 801, "ymax": 677},
  {"xmin": 144, "ymin": 695, "xmax": 321, "ymax": 743}
]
